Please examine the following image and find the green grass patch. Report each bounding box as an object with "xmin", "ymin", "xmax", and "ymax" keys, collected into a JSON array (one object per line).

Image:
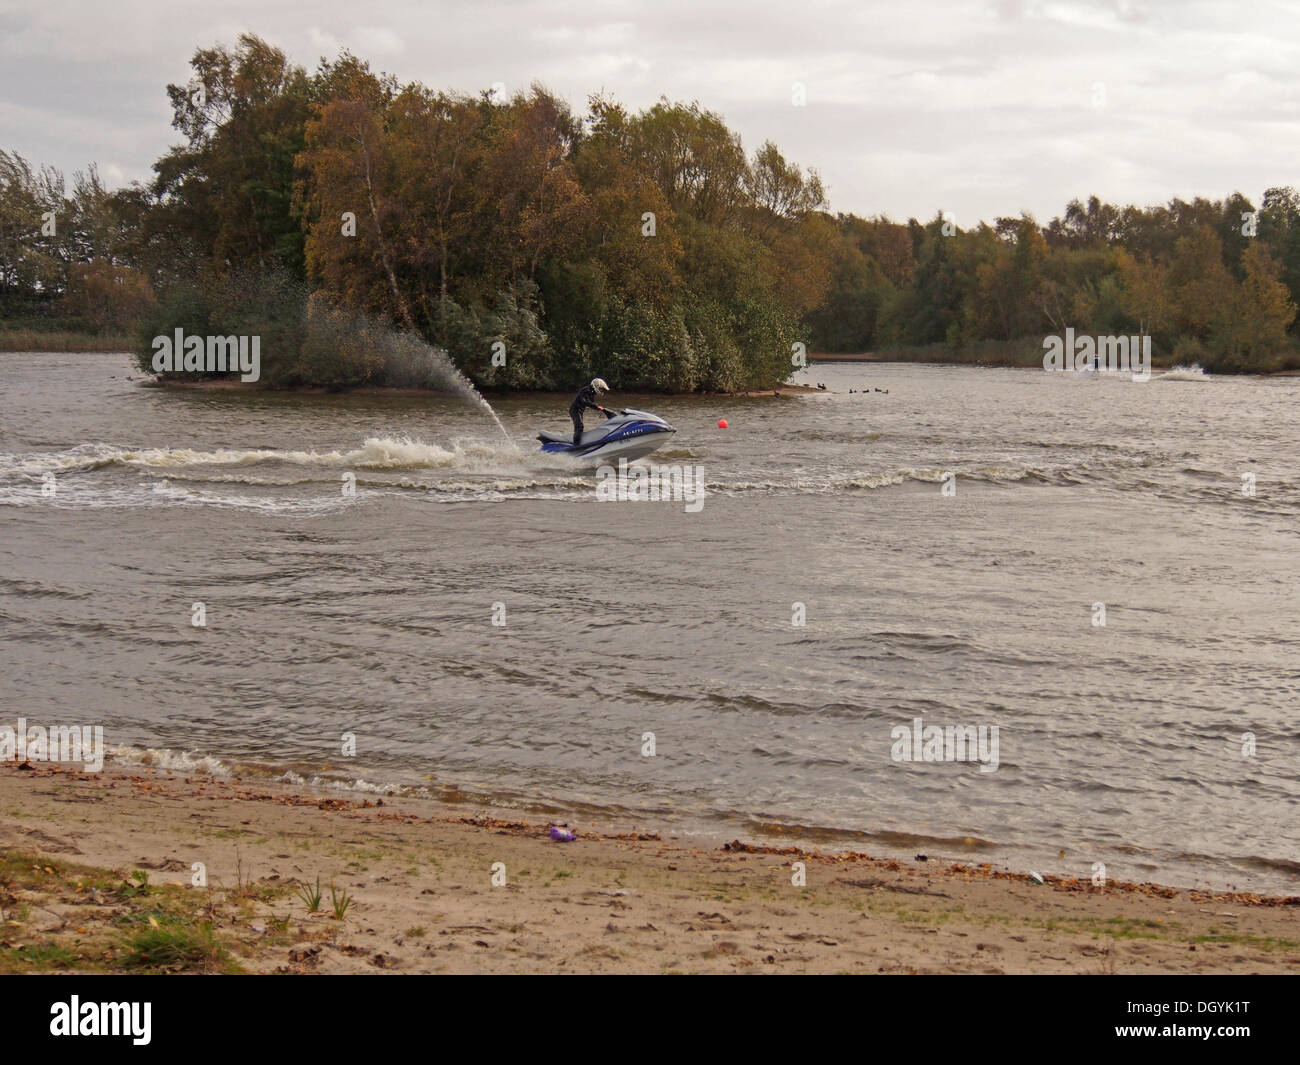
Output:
[
  {"xmin": 0, "ymin": 849, "xmax": 251, "ymax": 975},
  {"xmin": 118, "ymin": 916, "xmax": 237, "ymax": 973}
]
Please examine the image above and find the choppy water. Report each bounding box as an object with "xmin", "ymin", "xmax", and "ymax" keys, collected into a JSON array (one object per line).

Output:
[{"xmin": 2, "ymin": 351, "xmax": 1298, "ymax": 892}]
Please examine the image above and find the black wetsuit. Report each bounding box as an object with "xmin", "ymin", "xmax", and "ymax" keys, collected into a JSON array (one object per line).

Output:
[{"xmin": 569, "ymin": 384, "xmax": 604, "ymax": 445}]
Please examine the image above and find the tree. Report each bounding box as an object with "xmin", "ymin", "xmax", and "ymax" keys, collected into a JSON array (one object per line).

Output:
[
  {"xmin": 299, "ymin": 85, "xmax": 412, "ymax": 328},
  {"xmin": 570, "ymin": 96, "xmax": 681, "ymax": 309},
  {"xmin": 1212, "ymin": 243, "xmax": 1295, "ymax": 368},
  {"xmin": 155, "ymin": 34, "xmax": 311, "ymax": 278},
  {"xmin": 744, "ymin": 141, "xmax": 825, "ymax": 240},
  {"xmin": 0, "ymin": 150, "xmax": 65, "ymax": 312},
  {"xmin": 1116, "ymin": 247, "xmax": 1171, "ymax": 340},
  {"xmin": 630, "ymin": 100, "xmax": 749, "ymax": 225},
  {"xmin": 1168, "ymin": 225, "xmax": 1233, "ymax": 338}
]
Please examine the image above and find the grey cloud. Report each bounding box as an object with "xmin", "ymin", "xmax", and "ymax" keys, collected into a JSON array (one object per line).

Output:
[{"xmin": 0, "ymin": 0, "xmax": 1296, "ymax": 223}]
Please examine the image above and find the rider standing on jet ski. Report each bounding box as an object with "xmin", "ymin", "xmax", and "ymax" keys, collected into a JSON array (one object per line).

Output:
[{"xmin": 570, "ymin": 377, "xmax": 611, "ymax": 445}]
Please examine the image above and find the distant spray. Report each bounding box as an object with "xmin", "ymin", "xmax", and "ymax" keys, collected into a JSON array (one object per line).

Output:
[
  {"xmin": 303, "ymin": 295, "xmax": 513, "ymax": 445},
  {"xmin": 143, "ymin": 273, "xmax": 515, "ymax": 446}
]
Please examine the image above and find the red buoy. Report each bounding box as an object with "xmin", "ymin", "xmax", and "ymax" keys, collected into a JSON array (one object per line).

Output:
[{"xmin": 718, "ymin": 419, "xmax": 728, "ymax": 429}]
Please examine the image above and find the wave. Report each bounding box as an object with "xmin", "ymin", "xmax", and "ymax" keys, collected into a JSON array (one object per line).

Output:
[
  {"xmin": 1155, "ymin": 364, "xmax": 1210, "ymax": 382},
  {"xmin": 0, "ymin": 435, "xmax": 531, "ymax": 480},
  {"xmin": 8, "ymin": 434, "xmax": 1298, "ymax": 515},
  {"xmin": 0, "ymin": 460, "xmax": 1128, "ymax": 510},
  {"xmin": 107, "ymin": 744, "xmax": 232, "ymax": 776},
  {"xmin": 105, "ymin": 743, "xmax": 437, "ymax": 797},
  {"xmin": 277, "ymin": 769, "xmax": 432, "ymax": 797}
]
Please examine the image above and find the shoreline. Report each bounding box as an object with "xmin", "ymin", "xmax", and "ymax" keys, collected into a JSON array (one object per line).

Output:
[
  {"xmin": 116, "ymin": 749, "xmax": 1295, "ymax": 899},
  {"xmin": 10, "ymin": 346, "xmax": 1300, "ymax": 379},
  {"xmin": 3, "ymin": 759, "xmax": 1295, "ymax": 974},
  {"xmin": 810, "ymin": 351, "xmax": 1300, "ymax": 376},
  {"xmin": 809, "ymin": 350, "xmax": 1184, "ymax": 370},
  {"xmin": 141, "ymin": 379, "xmax": 824, "ymax": 397},
  {"xmin": 1, "ymin": 350, "xmax": 819, "ymax": 396}
]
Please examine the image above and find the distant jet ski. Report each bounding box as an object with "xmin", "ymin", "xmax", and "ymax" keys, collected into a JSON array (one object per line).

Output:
[{"xmin": 537, "ymin": 408, "xmax": 676, "ymax": 464}]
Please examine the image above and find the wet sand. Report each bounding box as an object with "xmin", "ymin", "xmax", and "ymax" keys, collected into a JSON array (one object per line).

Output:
[{"xmin": 3, "ymin": 761, "xmax": 1296, "ymax": 974}]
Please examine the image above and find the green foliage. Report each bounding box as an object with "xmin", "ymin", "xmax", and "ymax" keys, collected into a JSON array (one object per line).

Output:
[
  {"xmin": 596, "ymin": 296, "xmax": 693, "ymax": 391},
  {"xmin": 133, "ymin": 284, "xmax": 214, "ymax": 376},
  {"xmin": 536, "ymin": 259, "xmax": 608, "ymax": 381},
  {"xmin": 682, "ymin": 295, "xmax": 743, "ymax": 392},
  {"xmin": 135, "ymin": 270, "xmax": 310, "ymax": 387},
  {"xmin": 445, "ymin": 282, "xmax": 556, "ymax": 390},
  {"xmin": 213, "ymin": 270, "xmax": 310, "ymax": 387}
]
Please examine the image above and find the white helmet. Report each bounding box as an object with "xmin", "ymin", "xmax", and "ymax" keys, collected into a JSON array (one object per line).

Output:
[{"xmin": 591, "ymin": 377, "xmax": 609, "ymax": 394}]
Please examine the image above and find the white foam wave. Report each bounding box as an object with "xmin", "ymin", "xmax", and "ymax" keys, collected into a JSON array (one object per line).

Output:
[
  {"xmin": 0, "ymin": 435, "xmax": 529, "ymax": 480},
  {"xmin": 107, "ymin": 744, "xmax": 232, "ymax": 777},
  {"xmin": 278, "ymin": 769, "xmax": 431, "ymax": 797},
  {"xmin": 106, "ymin": 745, "xmax": 431, "ymax": 797},
  {"xmin": 1156, "ymin": 364, "xmax": 1210, "ymax": 382}
]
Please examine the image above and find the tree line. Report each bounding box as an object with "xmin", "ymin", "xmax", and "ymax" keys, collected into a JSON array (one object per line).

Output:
[{"xmin": 1, "ymin": 33, "xmax": 1297, "ymax": 384}]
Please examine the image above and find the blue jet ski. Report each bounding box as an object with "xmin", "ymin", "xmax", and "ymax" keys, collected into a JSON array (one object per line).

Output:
[{"xmin": 537, "ymin": 408, "xmax": 676, "ymax": 464}]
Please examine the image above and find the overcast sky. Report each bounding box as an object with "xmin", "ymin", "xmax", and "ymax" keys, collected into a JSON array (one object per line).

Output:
[{"xmin": 2, "ymin": 0, "xmax": 1298, "ymax": 224}]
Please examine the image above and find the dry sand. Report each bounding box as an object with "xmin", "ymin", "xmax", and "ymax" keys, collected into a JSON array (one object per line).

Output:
[{"xmin": 2, "ymin": 760, "xmax": 1297, "ymax": 974}]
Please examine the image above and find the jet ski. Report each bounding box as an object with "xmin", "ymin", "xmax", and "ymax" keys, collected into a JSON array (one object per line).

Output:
[{"xmin": 537, "ymin": 408, "xmax": 676, "ymax": 464}]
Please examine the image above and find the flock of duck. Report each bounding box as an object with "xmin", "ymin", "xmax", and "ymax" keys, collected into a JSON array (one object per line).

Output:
[{"xmin": 815, "ymin": 383, "xmax": 889, "ymax": 394}]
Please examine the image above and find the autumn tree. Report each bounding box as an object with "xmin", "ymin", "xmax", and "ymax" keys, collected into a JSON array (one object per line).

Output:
[
  {"xmin": 1211, "ymin": 243, "xmax": 1295, "ymax": 368},
  {"xmin": 1116, "ymin": 247, "xmax": 1172, "ymax": 340},
  {"xmin": 154, "ymin": 34, "xmax": 311, "ymax": 278},
  {"xmin": 300, "ymin": 92, "xmax": 412, "ymax": 329},
  {"xmin": 1168, "ymin": 225, "xmax": 1233, "ymax": 339}
]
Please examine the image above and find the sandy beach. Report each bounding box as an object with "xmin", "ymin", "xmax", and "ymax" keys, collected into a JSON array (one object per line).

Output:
[{"xmin": 2, "ymin": 760, "xmax": 1296, "ymax": 975}]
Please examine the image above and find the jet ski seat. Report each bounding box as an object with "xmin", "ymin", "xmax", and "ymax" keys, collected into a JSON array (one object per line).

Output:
[{"xmin": 537, "ymin": 429, "xmax": 575, "ymax": 444}]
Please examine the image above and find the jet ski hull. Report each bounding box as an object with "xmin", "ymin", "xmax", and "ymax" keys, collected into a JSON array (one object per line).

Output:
[{"xmin": 538, "ymin": 409, "xmax": 676, "ymax": 465}]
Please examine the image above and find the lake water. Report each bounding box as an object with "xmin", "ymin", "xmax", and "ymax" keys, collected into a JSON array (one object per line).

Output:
[{"xmin": 2, "ymin": 351, "xmax": 1298, "ymax": 892}]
